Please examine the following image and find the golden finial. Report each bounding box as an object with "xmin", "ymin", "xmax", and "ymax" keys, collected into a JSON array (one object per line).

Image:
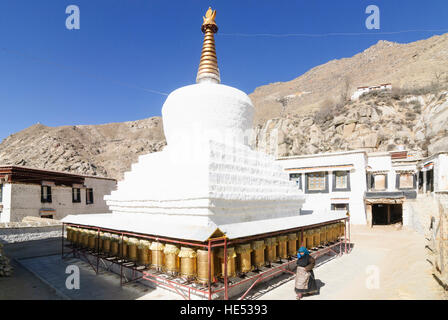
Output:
[{"xmin": 196, "ymin": 7, "xmax": 220, "ymax": 84}]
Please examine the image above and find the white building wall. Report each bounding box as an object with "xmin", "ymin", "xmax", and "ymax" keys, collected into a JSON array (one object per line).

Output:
[
  {"xmin": 0, "ymin": 183, "xmax": 12, "ymax": 223},
  {"xmin": 6, "ymin": 178, "xmax": 116, "ymax": 222},
  {"xmin": 435, "ymin": 154, "xmax": 448, "ymax": 191},
  {"xmin": 278, "ymin": 151, "xmax": 368, "ymax": 225}
]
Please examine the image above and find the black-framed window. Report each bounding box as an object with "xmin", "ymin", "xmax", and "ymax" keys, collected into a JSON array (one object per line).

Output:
[
  {"xmin": 0, "ymin": 184, "xmax": 3, "ymax": 203},
  {"xmin": 41, "ymin": 185, "xmax": 52, "ymax": 203},
  {"xmin": 331, "ymin": 203, "xmax": 349, "ymax": 211},
  {"xmin": 289, "ymin": 173, "xmax": 302, "ymax": 190},
  {"xmin": 372, "ymin": 174, "xmax": 388, "ymax": 191},
  {"xmin": 396, "ymin": 172, "xmax": 416, "ymax": 190},
  {"xmin": 332, "ymin": 171, "xmax": 351, "ymax": 192},
  {"xmin": 86, "ymin": 188, "xmax": 94, "ymax": 204},
  {"xmin": 72, "ymin": 188, "xmax": 81, "ymax": 203},
  {"xmin": 41, "ymin": 214, "xmax": 53, "ymax": 219},
  {"xmin": 305, "ymin": 172, "xmax": 329, "ymax": 194}
]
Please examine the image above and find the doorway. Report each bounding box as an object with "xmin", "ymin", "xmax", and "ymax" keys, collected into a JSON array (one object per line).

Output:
[{"xmin": 372, "ymin": 203, "xmax": 402, "ymax": 225}]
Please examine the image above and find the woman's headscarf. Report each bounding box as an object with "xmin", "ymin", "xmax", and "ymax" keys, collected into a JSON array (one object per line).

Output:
[{"xmin": 297, "ymin": 246, "xmax": 310, "ymax": 259}]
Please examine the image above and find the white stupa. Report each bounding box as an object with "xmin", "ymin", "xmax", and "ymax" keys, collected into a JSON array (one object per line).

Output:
[{"xmin": 63, "ymin": 8, "xmax": 330, "ymax": 241}]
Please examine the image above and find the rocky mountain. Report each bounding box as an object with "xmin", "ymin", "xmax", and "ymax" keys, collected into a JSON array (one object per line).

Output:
[
  {"xmin": 250, "ymin": 33, "xmax": 448, "ymax": 125},
  {"xmin": 1, "ymin": 33, "xmax": 448, "ymax": 180},
  {"xmin": 253, "ymin": 88, "xmax": 448, "ymax": 158},
  {"xmin": 0, "ymin": 118, "xmax": 166, "ymax": 180}
]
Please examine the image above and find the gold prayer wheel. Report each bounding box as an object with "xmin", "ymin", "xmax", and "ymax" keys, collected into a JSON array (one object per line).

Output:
[
  {"xmin": 98, "ymin": 232, "xmax": 104, "ymax": 251},
  {"xmin": 71, "ymin": 228, "xmax": 79, "ymax": 245},
  {"xmin": 66, "ymin": 227, "xmax": 72, "ymax": 242},
  {"xmin": 197, "ymin": 249, "xmax": 214, "ymax": 284},
  {"xmin": 340, "ymin": 222, "xmax": 345, "ymax": 239},
  {"xmin": 251, "ymin": 240, "xmax": 266, "ymax": 269},
  {"xmin": 235, "ymin": 244, "xmax": 252, "ymax": 274},
  {"xmin": 217, "ymin": 247, "xmax": 236, "ymax": 278},
  {"xmin": 81, "ymin": 230, "xmax": 89, "ymax": 248},
  {"xmin": 179, "ymin": 247, "xmax": 197, "ymax": 279},
  {"xmin": 325, "ymin": 225, "xmax": 331, "ymax": 244},
  {"xmin": 163, "ymin": 244, "xmax": 180, "ymax": 275},
  {"xmin": 127, "ymin": 237, "xmax": 139, "ymax": 262},
  {"xmin": 304, "ymin": 230, "xmax": 312, "ymax": 250},
  {"xmin": 287, "ymin": 233, "xmax": 297, "ymax": 257},
  {"xmin": 110, "ymin": 234, "xmax": 120, "ymax": 256},
  {"xmin": 150, "ymin": 241, "xmax": 165, "ymax": 270},
  {"xmin": 138, "ymin": 240, "xmax": 151, "ymax": 266},
  {"xmin": 119, "ymin": 236, "xmax": 128, "ymax": 258},
  {"xmin": 277, "ymin": 235, "xmax": 288, "ymax": 259},
  {"xmin": 313, "ymin": 227, "xmax": 321, "ymax": 247},
  {"xmin": 87, "ymin": 230, "xmax": 97, "ymax": 250},
  {"xmin": 319, "ymin": 226, "xmax": 326, "ymax": 245},
  {"xmin": 264, "ymin": 237, "xmax": 278, "ymax": 264},
  {"xmin": 101, "ymin": 233, "xmax": 111, "ymax": 254}
]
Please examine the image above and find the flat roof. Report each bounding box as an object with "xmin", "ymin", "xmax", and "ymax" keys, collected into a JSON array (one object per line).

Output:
[
  {"xmin": 277, "ymin": 149, "xmax": 367, "ymax": 161},
  {"xmin": 0, "ymin": 165, "xmax": 116, "ymax": 181}
]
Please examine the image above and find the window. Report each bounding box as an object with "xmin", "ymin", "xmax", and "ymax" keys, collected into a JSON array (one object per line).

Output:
[
  {"xmin": 86, "ymin": 188, "xmax": 94, "ymax": 204},
  {"xmin": 397, "ymin": 173, "xmax": 415, "ymax": 189},
  {"xmin": 289, "ymin": 173, "xmax": 302, "ymax": 190},
  {"xmin": 41, "ymin": 185, "xmax": 52, "ymax": 203},
  {"xmin": 333, "ymin": 171, "xmax": 350, "ymax": 191},
  {"xmin": 0, "ymin": 184, "xmax": 3, "ymax": 203},
  {"xmin": 373, "ymin": 174, "xmax": 387, "ymax": 190},
  {"xmin": 72, "ymin": 188, "xmax": 81, "ymax": 203},
  {"xmin": 41, "ymin": 214, "xmax": 53, "ymax": 219},
  {"xmin": 305, "ymin": 172, "xmax": 328, "ymax": 193},
  {"xmin": 331, "ymin": 203, "xmax": 349, "ymax": 211}
]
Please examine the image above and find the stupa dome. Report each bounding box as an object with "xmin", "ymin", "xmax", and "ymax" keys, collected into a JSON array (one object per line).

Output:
[{"xmin": 162, "ymin": 82, "xmax": 254, "ymax": 147}]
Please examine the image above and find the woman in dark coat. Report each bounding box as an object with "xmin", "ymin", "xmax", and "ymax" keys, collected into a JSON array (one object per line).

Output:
[{"xmin": 295, "ymin": 246, "xmax": 318, "ymax": 299}]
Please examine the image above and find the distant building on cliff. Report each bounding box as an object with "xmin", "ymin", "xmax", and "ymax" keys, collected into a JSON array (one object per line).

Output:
[
  {"xmin": 0, "ymin": 166, "xmax": 116, "ymax": 222},
  {"xmin": 351, "ymin": 83, "xmax": 392, "ymax": 100}
]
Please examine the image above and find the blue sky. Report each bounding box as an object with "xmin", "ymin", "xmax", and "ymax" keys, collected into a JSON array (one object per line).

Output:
[{"xmin": 0, "ymin": 0, "xmax": 447, "ymax": 142}]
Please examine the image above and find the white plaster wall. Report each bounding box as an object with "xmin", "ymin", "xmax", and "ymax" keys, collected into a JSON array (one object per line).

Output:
[
  {"xmin": 435, "ymin": 154, "xmax": 448, "ymax": 191},
  {"xmin": 278, "ymin": 152, "xmax": 368, "ymax": 225},
  {"xmin": 0, "ymin": 183, "xmax": 12, "ymax": 223},
  {"xmin": 6, "ymin": 178, "xmax": 116, "ymax": 222}
]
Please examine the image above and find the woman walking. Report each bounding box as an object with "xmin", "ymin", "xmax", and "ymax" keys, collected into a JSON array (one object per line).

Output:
[{"xmin": 294, "ymin": 246, "xmax": 318, "ymax": 299}]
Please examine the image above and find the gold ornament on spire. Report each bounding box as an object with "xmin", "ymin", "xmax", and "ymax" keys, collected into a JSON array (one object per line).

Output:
[{"xmin": 196, "ymin": 7, "xmax": 220, "ymax": 84}]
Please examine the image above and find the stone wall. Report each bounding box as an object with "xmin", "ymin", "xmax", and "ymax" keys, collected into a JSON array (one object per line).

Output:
[{"xmin": 0, "ymin": 219, "xmax": 62, "ymax": 244}]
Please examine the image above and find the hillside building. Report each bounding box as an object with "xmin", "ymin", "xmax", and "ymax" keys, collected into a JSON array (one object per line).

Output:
[
  {"xmin": 351, "ymin": 83, "xmax": 392, "ymax": 100},
  {"xmin": 0, "ymin": 166, "xmax": 116, "ymax": 222},
  {"xmin": 277, "ymin": 150, "xmax": 448, "ymax": 228}
]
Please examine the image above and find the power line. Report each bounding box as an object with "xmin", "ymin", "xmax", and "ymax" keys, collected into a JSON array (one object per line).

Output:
[
  {"xmin": 0, "ymin": 47, "xmax": 169, "ymax": 96},
  {"xmin": 217, "ymin": 28, "xmax": 448, "ymax": 38}
]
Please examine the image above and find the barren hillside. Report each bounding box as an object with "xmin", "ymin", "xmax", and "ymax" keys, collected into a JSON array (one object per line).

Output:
[{"xmin": 250, "ymin": 33, "xmax": 448, "ymax": 125}]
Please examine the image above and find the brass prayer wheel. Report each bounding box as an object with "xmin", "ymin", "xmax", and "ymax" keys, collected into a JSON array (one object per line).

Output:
[
  {"xmin": 217, "ymin": 247, "xmax": 236, "ymax": 278},
  {"xmin": 119, "ymin": 236, "xmax": 128, "ymax": 258},
  {"xmin": 264, "ymin": 237, "xmax": 278, "ymax": 264},
  {"xmin": 235, "ymin": 244, "xmax": 252, "ymax": 274},
  {"xmin": 164, "ymin": 244, "xmax": 180, "ymax": 274},
  {"xmin": 66, "ymin": 227, "xmax": 72, "ymax": 242},
  {"xmin": 314, "ymin": 227, "xmax": 321, "ymax": 247},
  {"xmin": 339, "ymin": 222, "xmax": 345, "ymax": 239},
  {"xmin": 320, "ymin": 226, "xmax": 327, "ymax": 245},
  {"xmin": 325, "ymin": 225, "xmax": 331, "ymax": 244},
  {"xmin": 71, "ymin": 228, "xmax": 79, "ymax": 245},
  {"xmin": 150, "ymin": 241, "xmax": 165, "ymax": 270},
  {"xmin": 251, "ymin": 240, "xmax": 266, "ymax": 269},
  {"xmin": 98, "ymin": 232, "xmax": 104, "ymax": 251},
  {"xmin": 127, "ymin": 237, "xmax": 139, "ymax": 262},
  {"xmin": 197, "ymin": 249, "xmax": 214, "ymax": 284},
  {"xmin": 287, "ymin": 233, "xmax": 297, "ymax": 257},
  {"xmin": 179, "ymin": 247, "xmax": 197, "ymax": 279},
  {"xmin": 138, "ymin": 240, "xmax": 151, "ymax": 266},
  {"xmin": 81, "ymin": 230, "xmax": 89, "ymax": 248},
  {"xmin": 101, "ymin": 233, "xmax": 111, "ymax": 254},
  {"xmin": 110, "ymin": 234, "xmax": 120, "ymax": 256},
  {"xmin": 87, "ymin": 230, "xmax": 97, "ymax": 250},
  {"xmin": 277, "ymin": 236, "xmax": 288, "ymax": 259}
]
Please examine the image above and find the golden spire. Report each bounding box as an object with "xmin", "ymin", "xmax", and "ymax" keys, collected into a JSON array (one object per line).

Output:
[{"xmin": 196, "ymin": 7, "xmax": 220, "ymax": 84}]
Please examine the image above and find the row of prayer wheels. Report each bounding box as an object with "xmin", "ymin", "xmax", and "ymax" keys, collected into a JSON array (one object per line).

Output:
[{"xmin": 66, "ymin": 222, "xmax": 345, "ymax": 284}]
